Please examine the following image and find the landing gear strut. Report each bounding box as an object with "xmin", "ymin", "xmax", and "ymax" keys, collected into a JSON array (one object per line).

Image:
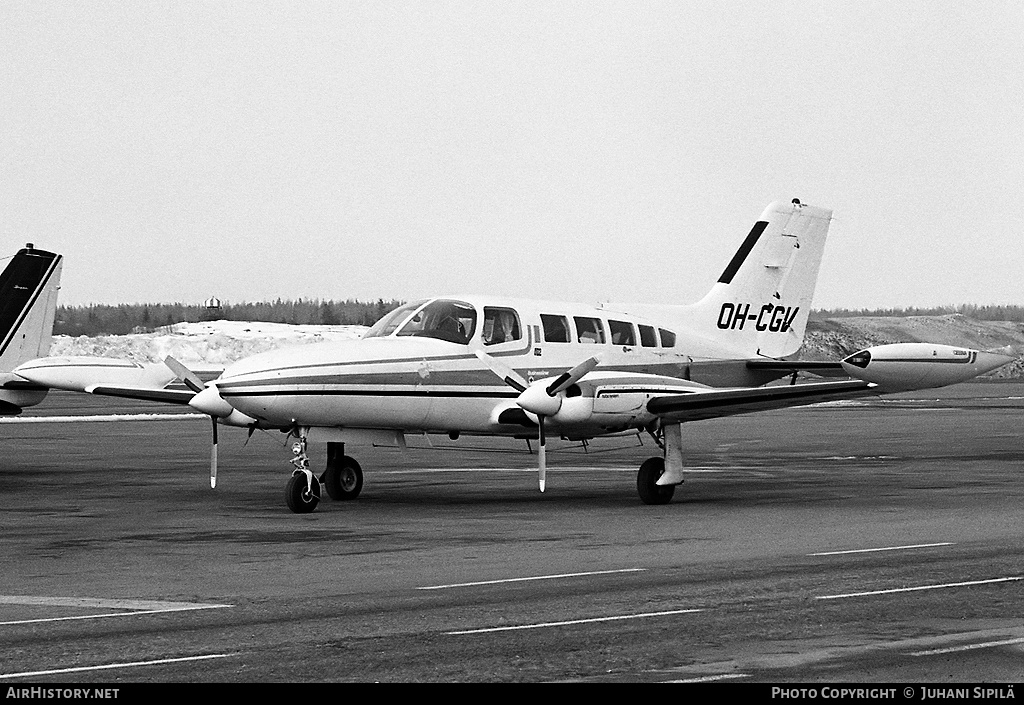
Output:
[{"xmin": 285, "ymin": 432, "xmax": 320, "ymax": 513}]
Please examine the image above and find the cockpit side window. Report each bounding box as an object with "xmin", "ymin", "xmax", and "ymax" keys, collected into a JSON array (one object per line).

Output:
[
  {"xmin": 659, "ymin": 328, "xmax": 677, "ymax": 347},
  {"xmin": 397, "ymin": 299, "xmax": 477, "ymax": 344},
  {"xmin": 638, "ymin": 324, "xmax": 657, "ymax": 347},
  {"xmin": 362, "ymin": 300, "xmax": 428, "ymax": 338},
  {"xmin": 482, "ymin": 307, "xmax": 522, "ymax": 345},
  {"xmin": 574, "ymin": 316, "xmax": 605, "ymax": 344}
]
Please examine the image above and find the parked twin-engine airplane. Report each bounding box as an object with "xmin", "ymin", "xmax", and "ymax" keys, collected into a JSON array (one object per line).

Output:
[
  {"xmin": 0, "ymin": 244, "xmax": 63, "ymax": 415},
  {"xmin": 14, "ymin": 200, "xmax": 1016, "ymax": 512}
]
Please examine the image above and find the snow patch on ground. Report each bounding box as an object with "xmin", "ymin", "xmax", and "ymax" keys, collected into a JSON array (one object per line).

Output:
[{"xmin": 49, "ymin": 320, "xmax": 369, "ymax": 366}]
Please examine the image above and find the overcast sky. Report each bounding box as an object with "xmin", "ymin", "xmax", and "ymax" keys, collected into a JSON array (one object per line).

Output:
[{"xmin": 2, "ymin": 1, "xmax": 1022, "ymax": 310}]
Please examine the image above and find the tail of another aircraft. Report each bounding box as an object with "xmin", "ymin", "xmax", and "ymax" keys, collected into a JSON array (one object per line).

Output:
[
  {"xmin": 679, "ymin": 199, "xmax": 832, "ymax": 359},
  {"xmin": 0, "ymin": 244, "xmax": 62, "ymax": 373}
]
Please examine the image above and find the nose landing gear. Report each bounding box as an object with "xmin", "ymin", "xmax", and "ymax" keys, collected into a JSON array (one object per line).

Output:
[
  {"xmin": 285, "ymin": 432, "xmax": 320, "ymax": 513},
  {"xmin": 284, "ymin": 436, "xmax": 363, "ymax": 513}
]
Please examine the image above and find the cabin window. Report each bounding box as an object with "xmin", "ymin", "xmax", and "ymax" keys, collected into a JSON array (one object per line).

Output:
[
  {"xmin": 541, "ymin": 314, "xmax": 570, "ymax": 343},
  {"xmin": 482, "ymin": 307, "xmax": 522, "ymax": 345},
  {"xmin": 574, "ymin": 316, "xmax": 606, "ymax": 344},
  {"xmin": 396, "ymin": 299, "xmax": 477, "ymax": 344},
  {"xmin": 659, "ymin": 328, "xmax": 677, "ymax": 347},
  {"xmin": 362, "ymin": 300, "xmax": 428, "ymax": 338},
  {"xmin": 608, "ymin": 319, "xmax": 636, "ymax": 346},
  {"xmin": 638, "ymin": 324, "xmax": 657, "ymax": 347}
]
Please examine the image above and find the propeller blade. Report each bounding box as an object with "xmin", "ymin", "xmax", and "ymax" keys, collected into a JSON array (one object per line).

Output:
[
  {"xmin": 546, "ymin": 356, "xmax": 600, "ymax": 396},
  {"xmin": 165, "ymin": 356, "xmax": 206, "ymax": 394},
  {"xmin": 210, "ymin": 416, "xmax": 219, "ymax": 489},
  {"xmin": 474, "ymin": 350, "xmax": 528, "ymax": 392},
  {"xmin": 538, "ymin": 415, "xmax": 546, "ymax": 493}
]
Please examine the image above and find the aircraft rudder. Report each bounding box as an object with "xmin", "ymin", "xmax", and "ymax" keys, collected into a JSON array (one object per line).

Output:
[
  {"xmin": 0, "ymin": 244, "xmax": 63, "ymax": 372},
  {"xmin": 685, "ymin": 199, "xmax": 833, "ymax": 358}
]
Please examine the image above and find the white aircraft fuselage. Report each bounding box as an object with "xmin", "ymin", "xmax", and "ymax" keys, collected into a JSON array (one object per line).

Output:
[{"xmin": 215, "ymin": 295, "xmax": 782, "ymax": 441}]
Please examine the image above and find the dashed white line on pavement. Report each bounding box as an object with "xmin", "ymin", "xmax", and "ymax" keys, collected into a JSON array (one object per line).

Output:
[
  {"xmin": 817, "ymin": 576, "xmax": 1023, "ymax": 600},
  {"xmin": 448, "ymin": 608, "xmax": 702, "ymax": 635},
  {"xmin": 0, "ymin": 595, "xmax": 232, "ymax": 626},
  {"xmin": 0, "ymin": 654, "xmax": 236, "ymax": 680},
  {"xmin": 418, "ymin": 568, "xmax": 646, "ymax": 590},
  {"xmin": 665, "ymin": 673, "xmax": 750, "ymax": 683},
  {"xmin": 910, "ymin": 636, "xmax": 1024, "ymax": 657},
  {"xmin": 809, "ymin": 542, "xmax": 954, "ymax": 556}
]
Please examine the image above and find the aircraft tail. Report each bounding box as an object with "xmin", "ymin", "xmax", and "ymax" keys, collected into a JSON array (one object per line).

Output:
[
  {"xmin": 0, "ymin": 244, "xmax": 63, "ymax": 372},
  {"xmin": 681, "ymin": 199, "xmax": 832, "ymax": 359}
]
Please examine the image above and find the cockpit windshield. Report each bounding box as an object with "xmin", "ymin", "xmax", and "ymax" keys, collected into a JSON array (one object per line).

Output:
[
  {"xmin": 362, "ymin": 300, "xmax": 427, "ymax": 339},
  {"xmin": 396, "ymin": 299, "xmax": 477, "ymax": 344}
]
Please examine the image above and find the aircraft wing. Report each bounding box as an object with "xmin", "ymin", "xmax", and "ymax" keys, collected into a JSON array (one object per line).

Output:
[
  {"xmin": 646, "ymin": 379, "xmax": 876, "ymax": 424},
  {"xmin": 745, "ymin": 359, "xmax": 847, "ymax": 377},
  {"xmin": 13, "ymin": 356, "xmax": 197, "ymax": 404},
  {"xmin": 83, "ymin": 384, "xmax": 196, "ymax": 405}
]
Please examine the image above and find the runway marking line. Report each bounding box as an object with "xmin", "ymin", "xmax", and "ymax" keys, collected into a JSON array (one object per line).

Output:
[
  {"xmin": 0, "ymin": 653, "xmax": 236, "ymax": 680},
  {"xmin": 909, "ymin": 636, "xmax": 1024, "ymax": 657},
  {"xmin": 665, "ymin": 673, "xmax": 750, "ymax": 683},
  {"xmin": 0, "ymin": 596, "xmax": 232, "ymax": 626},
  {"xmin": 418, "ymin": 568, "xmax": 646, "ymax": 590},
  {"xmin": 809, "ymin": 542, "xmax": 954, "ymax": 556},
  {"xmin": 817, "ymin": 576, "xmax": 1023, "ymax": 600},
  {"xmin": 447, "ymin": 608, "xmax": 701, "ymax": 635}
]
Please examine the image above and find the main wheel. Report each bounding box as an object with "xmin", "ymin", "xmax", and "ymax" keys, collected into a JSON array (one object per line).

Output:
[
  {"xmin": 637, "ymin": 457, "xmax": 675, "ymax": 505},
  {"xmin": 285, "ymin": 473, "xmax": 321, "ymax": 513},
  {"xmin": 323, "ymin": 456, "xmax": 363, "ymax": 500}
]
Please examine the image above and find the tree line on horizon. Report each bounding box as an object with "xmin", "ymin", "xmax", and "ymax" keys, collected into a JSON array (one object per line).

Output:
[{"xmin": 52, "ymin": 300, "xmax": 1024, "ymax": 337}]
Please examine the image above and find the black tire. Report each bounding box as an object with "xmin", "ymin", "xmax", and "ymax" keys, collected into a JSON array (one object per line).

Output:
[
  {"xmin": 285, "ymin": 473, "xmax": 321, "ymax": 514},
  {"xmin": 637, "ymin": 457, "xmax": 675, "ymax": 505},
  {"xmin": 323, "ymin": 456, "xmax": 363, "ymax": 501}
]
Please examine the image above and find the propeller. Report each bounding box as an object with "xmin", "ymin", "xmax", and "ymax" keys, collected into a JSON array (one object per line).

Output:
[
  {"xmin": 475, "ymin": 351, "xmax": 599, "ymax": 492},
  {"xmin": 164, "ymin": 356, "xmax": 234, "ymax": 489}
]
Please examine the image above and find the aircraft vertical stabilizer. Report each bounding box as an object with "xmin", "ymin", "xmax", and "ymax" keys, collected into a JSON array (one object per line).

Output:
[
  {"xmin": 681, "ymin": 199, "xmax": 831, "ymax": 359},
  {"xmin": 0, "ymin": 244, "xmax": 63, "ymax": 373}
]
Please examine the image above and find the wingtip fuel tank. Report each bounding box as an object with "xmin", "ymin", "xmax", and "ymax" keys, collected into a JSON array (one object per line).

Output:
[{"xmin": 841, "ymin": 343, "xmax": 1017, "ymax": 392}]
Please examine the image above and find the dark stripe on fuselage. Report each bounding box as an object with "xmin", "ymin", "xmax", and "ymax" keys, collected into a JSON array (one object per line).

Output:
[
  {"xmin": 216, "ymin": 358, "xmax": 782, "ymax": 395},
  {"xmin": 872, "ymin": 357, "xmax": 974, "ymax": 365},
  {"xmin": 221, "ymin": 387, "xmax": 522, "ymax": 399},
  {"xmin": 717, "ymin": 220, "xmax": 768, "ymax": 284},
  {"xmin": 222, "ymin": 328, "xmax": 535, "ymax": 380}
]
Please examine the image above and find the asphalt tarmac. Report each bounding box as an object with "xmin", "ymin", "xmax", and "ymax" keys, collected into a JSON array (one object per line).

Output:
[{"xmin": 1, "ymin": 384, "xmax": 1022, "ymax": 683}]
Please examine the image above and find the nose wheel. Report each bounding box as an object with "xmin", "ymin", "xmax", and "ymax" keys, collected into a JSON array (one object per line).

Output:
[{"xmin": 285, "ymin": 472, "xmax": 320, "ymax": 513}]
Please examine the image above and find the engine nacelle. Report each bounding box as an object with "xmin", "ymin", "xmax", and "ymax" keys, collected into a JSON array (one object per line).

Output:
[{"xmin": 841, "ymin": 343, "xmax": 1016, "ymax": 392}]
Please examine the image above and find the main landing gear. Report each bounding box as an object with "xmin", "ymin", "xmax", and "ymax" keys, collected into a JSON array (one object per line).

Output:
[
  {"xmin": 636, "ymin": 457, "xmax": 675, "ymax": 505},
  {"xmin": 285, "ymin": 435, "xmax": 364, "ymax": 514},
  {"xmin": 635, "ymin": 424, "xmax": 682, "ymax": 505}
]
